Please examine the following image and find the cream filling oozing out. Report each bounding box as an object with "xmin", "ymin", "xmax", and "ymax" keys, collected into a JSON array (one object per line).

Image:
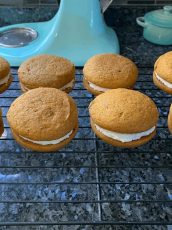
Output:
[
  {"xmin": 0, "ymin": 73, "xmax": 11, "ymax": 86},
  {"xmin": 21, "ymin": 80, "xmax": 74, "ymax": 91},
  {"xmin": 95, "ymin": 124, "xmax": 155, "ymax": 143},
  {"xmin": 20, "ymin": 130, "xmax": 73, "ymax": 146},
  {"xmin": 88, "ymin": 81, "xmax": 109, "ymax": 92},
  {"xmin": 155, "ymin": 72, "xmax": 172, "ymax": 89}
]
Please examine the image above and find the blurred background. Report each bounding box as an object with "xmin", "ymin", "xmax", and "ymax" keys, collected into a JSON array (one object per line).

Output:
[{"xmin": 0, "ymin": 0, "xmax": 172, "ymax": 7}]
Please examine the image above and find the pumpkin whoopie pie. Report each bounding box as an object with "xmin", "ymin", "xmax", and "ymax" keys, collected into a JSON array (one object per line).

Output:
[
  {"xmin": 18, "ymin": 55, "xmax": 75, "ymax": 93},
  {"xmin": 0, "ymin": 108, "xmax": 4, "ymax": 137},
  {"xmin": 168, "ymin": 104, "xmax": 172, "ymax": 134},
  {"xmin": 89, "ymin": 88, "xmax": 159, "ymax": 148},
  {"xmin": 0, "ymin": 57, "xmax": 13, "ymax": 94},
  {"xmin": 153, "ymin": 51, "xmax": 172, "ymax": 94},
  {"xmin": 7, "ymin": 88, "xmax": 78, "ymax": 152},
  {"xmin": 83, "ymin": 54, "xmax": 138, "ymax": 96}
]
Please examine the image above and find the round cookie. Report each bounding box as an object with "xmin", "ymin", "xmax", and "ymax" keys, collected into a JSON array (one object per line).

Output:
[
  {"xmin": 89, "ymin": 88, "xmax": 159, "ymax": 148},
  {"xmin": 0, "ymin": 57, "xmax": 13, "ymax": 94},
  {"xmin": 0, "ymin": 108, "xmax": 4, "ymax": 137},
  {"xmin": 153, "ymin": 51, "xmax": 172, "ymax": 94},
  {"xmin": 18, "ymin": 55, "xmax": 75, "ymax": 93},
  {"xmin": 7, "ymin": 88, "xmax": 78, "ymax": 152},
  {"xmin": 168, "ymin": 104, "xmax": 172, "ymax": 134},
  {"xmin": 83, "ymin": 54, "xmax": 138, "ymax": 96}
]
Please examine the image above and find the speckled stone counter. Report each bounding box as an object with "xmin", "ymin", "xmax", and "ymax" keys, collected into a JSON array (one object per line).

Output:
[{"xmin": 0, "ymin": 6, "xmax": 171, "ymax": 230}]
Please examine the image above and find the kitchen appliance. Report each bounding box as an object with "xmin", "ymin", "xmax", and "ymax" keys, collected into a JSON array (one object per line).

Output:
[
  {"xmin": 137, "ymin": 5, "xmax": 172, "ymax": 45},
  {"xmin": 0, "ymin": 0, "xmax": 119, "ymax": 66}
]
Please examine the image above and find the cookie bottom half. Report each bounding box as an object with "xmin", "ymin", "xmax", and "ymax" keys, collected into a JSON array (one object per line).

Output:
[
  {"xmin": 11, "ymin": 125, "xmax": 78, "ymax": 152},
  {"xmin": 91, "ymin": 120, "xmax": 156, "ymax": 148},
  {"xmin": 0, "ymin": 76, "xmax": 13, "ymax": 94},
  {"xmin": 168, "ymin": 113, "xmax": 172, "ymax": 134},
  {"xmin": 153, "ymin": 73, "xmax": 172, "ymax": 95},
  {"xmin": 0, "ymin": 124, "xmax": 4, "ymax": 137}
]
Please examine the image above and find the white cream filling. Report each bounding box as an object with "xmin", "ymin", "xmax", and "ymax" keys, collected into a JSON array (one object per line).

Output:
[
  {"xmin": 60, "ymin": 79, "xmax": 74, "ymax": 90},
  {"xmin": 88, "ymin": 81, "xmax": 109, "ymax": 92},
  {"xmin": 95, "ymin": 124, "xmax": 155, "ymax": 143},
  {"xmin": 21, "ymin": 80, "xmax": 74, "ymax": 91},
  {"xmin": 0, "ymin": 72, "xmax": 11, "ymax": 86},
  {"xmin": 20, "ymin": 130, "xmax": 73, "ymax": 146},
  {"xmin": 155, "ymin": 72, "xmax": 172, "ymax": 89}
]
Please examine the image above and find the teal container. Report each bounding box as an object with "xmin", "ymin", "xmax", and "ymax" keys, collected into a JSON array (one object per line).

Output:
[
  {"xmin": 0, "ymin": 0, "xmax": 119, "ymax": 67},
  {"xmin": 136, "ymin": 6, "xmax": 172, "ymax": 45}
]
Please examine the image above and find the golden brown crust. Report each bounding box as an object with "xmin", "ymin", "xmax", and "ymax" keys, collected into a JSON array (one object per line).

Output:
[
  {"xmin": 83, "ymin": 76, "xmax": 133, "ymax": 96},
  {"xmin": 0, "ymin": 109, "xmax": 4, "ymax": 137},
  {"xmin": 11, "ymin": 124, "xmax": 78, "ymax": 152},
  {"xmin": 83, "ymin": 54, "xmax": 138, "ymax": 89},
  {"xmin": 63, "ymin": 87, "xmax": 73, "ymax": 94},
  {"xmin": 18, "ymin": 54, "xmax": 75, "ymax": 90},
  {"xmin": 89, "ymin": 88, "xmax": 159, "ymax": 133},
  {"xmin": 153, "ymin": 72, "xmax": 172, "ymax": 94},
  {"xmin": 0, "ymin": 75, "xmax": 13, "ymax": 94},
  {"xmin": 168, "ymin": 105, "xmax": 172, "ymax": 134},
  {"xmin": 154, "ymin": 51, "xmax": 172, "ymax": 84},
  {"xmin": 0, "ymin": 57, "xmax": 10, "ymax": 79},
  {"xmin": 7, "ymin": 88, "xmax": 78, "ymax": 140},
  {"xmin": 91, "ymin": 120, "xmax": 156, "ymax": 148}
]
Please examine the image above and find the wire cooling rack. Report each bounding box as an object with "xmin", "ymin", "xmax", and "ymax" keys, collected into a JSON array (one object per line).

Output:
[{"xmin": 0, "ymin": 67, "xmax": 171, "ymax": 229}]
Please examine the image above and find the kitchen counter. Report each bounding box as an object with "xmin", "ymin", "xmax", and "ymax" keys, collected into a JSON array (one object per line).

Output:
[
  {"xmin": 0, "ymin": 5, "xmax": 172, "ymax": 66},
  {"xmin": 0, "ymin": 6, "xmax": 171, "ymax": 230}
]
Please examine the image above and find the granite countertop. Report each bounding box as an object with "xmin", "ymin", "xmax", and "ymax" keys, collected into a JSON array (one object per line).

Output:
[{"xmin": 0, "ymin": 5, "xmax": 171, "ymax": 230}]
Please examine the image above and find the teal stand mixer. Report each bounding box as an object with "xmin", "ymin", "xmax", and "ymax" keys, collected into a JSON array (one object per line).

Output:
[{"xmin": 0, "ymin": 0, "xmax": 119, "ymax": 66}]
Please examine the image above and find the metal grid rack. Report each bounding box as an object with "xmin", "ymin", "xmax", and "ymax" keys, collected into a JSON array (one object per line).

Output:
[{"xmin": 0, "ymin": 67, "xmax": 172, "ymax": 229}]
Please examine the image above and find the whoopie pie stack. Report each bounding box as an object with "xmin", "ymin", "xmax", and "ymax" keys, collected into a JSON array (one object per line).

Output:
[{"xmin": 3, "ymin": 51, "xmax": 172, "ymax": 151}]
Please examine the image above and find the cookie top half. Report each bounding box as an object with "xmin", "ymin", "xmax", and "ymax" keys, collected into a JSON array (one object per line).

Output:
[
  {"xmin": 83, "ymin": 54, "xmax": 138, "ymax": 89},
  {"xmin": 18, "ymin": 55, "xmax": 75, "ymax": 89},
  {"xmin": 7, "ymin": 88, "xmax": 78, "ymax": 141},
  {"xmin": 89, "ymin": 88, "xmax": 159, "ymax": 133}
]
